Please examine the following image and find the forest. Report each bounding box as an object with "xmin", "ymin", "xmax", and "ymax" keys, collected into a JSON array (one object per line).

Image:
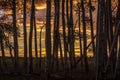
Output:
[{"xmin": 0, "ymin": 0, "xmax": 120, "ymax": 80}]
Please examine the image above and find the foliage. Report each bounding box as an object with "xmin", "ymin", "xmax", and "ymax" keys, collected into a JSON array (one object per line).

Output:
[{"xmin": 0, "ymin": 22, "xmax": 20, "ymax": 48}]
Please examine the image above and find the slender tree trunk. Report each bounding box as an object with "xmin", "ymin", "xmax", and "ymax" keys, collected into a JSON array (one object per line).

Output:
[
  {"xmin": 0, "ymin": 30, "xmax": 6, "ymax": 67},
  {"xmin": 81, "ymin": 0, "xmax": 89, "ymax": 72},
  {"xmin": 106, "ymin": 0, "xmax": 113, "ymax": 53},
  {"xmin": 52, "ymin": 0, "xmax": 59, "ymax": 71},
  {"xmin": 12, "ymin": 0, "xmax": 19, "ymax": 70},
  {"xmin": 66, "ymin": 0, "xmax": 73, "ymax": 70},
  {"xmin": 33, "ymin": 10, "xmax": 39, "ymax": 71},
  {"xmin": 96, "ymin": 0, "xmax": 108, "ymax": 79},
  {"xmin": 55, "ymin": 0, "xmax": 60, "ymax": 71},
  {"xmin": 104, "ymin": 0, "xmax": 112, "ymax": 74},
  {"xmin": 62, "ymin": 0, "xmax": 68, "ymax": 76},
  {"xmin": 58, "ymin": 34, "xmax": 64, "ymax": 71},
  {"xmin": 115, "ymin": 35, "xmax": 120, "ymax": 79},
  {"xmin": 78, "ymin": 2, "xmax": 83, "ymax": 68},
  {"xmin": 23, "ymin": 0, "xmax": 28, "ymax": 72},
  {"xmin": 45, "ymin": 0, "xmax": 52, "ymax": 79},
  {"xmin": 89, "ymin": 0, "xmax": 95, "ymax": 56},
  {"xmin": 106, "ymin": 0, "xmax": 120, "ymax": 75},
  {"xmin": 39, "ymin": 26, "xmax": 44, "ymax": 74},
  {"xmin": 69, "ymin": 0, "xmax": 76, "ymax": 70},
  {"xmin": 115, "ymin": 0, "xmax": 120, "ymax": 76},
  {"xmin": 9, "ymin": 45, "xmax": 14, "ymax": 65},
  {"xmin": 7, "ymin": 35, "xmax": 14, "ymax": 65},
  {"xmin": 0, "ymin": 59, "xmax": 3, "ymax": 80},
  {"xmin": 29, "ymin": 0, "xmax": 35, "ymax": 73}
]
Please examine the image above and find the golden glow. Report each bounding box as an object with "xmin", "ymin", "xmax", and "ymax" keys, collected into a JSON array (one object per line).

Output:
[
  {"xmin": 35, "ymin": 4, "xmax": 46, "ymax": 10},
  {"xmin": 5, "ymin": 10, "xmax": 12, "ymax": 15},
  {"xmin": 1, "ymin": 1, "xmax": 96, "ymax": 58},
  {"xmin": 36, "ymin": 6, "xmax": 46, "ymax": 10}
]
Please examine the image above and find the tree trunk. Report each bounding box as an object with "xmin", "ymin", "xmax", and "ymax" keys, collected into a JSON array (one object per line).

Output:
[
  {"xmin": 29, "ymin": 0, "xmax": 35, "ymax": 73},
  {"xmin": 69, "ymin": 0, "xmax": 76, "ymax": 70},
  {"xmin": 0, "ymin": 59, "xmax": 3, "ymax": 80},
  {"xmin": 96, "ymin": 0, "xmax": 107, "ymax": 79},
  {"xmin": 12, "ymin": 0, "xmax": 19, "ymax": 70},
  {"xmin": 66, "ymin": 0, "xmax": 73, "ymax": 70},
  {"xmin": 78, "ymin": 2, "xmax": 83, "ymax": 68},
  {"xmin": 89, "ymin": 0, "xmax": 95, "ymax": 57},
  {"xmin": 23, "ymin": 0, "xmax": 28, "ymax": 72},
  {"xmin": 52, "ymin": 0, "xmax": 59, "ymax": 71},
  {"xmin": 39, "ymin": 26, "xmax": 44, "ymax": 74},
  {"xmin": 62, "ymin": 0, "xmax": 68, "ymax": 76},
  {"xmin": 0, "ymin": 30, "xmax": 6, "ymax": 67},
  {"xmin": 33, "ymin": 10, "xmax": 39, "ymax": 72},
  {"xmin": 59, "ymin": 34, "xmax": 64, "ymax": 71},
  {"xmin": 81, "ymin": 0, "xmax": 89, "ymax": 72},
  {"xmin": 45, "ymin": 0, "xmax": 52, "ymax": 79}
]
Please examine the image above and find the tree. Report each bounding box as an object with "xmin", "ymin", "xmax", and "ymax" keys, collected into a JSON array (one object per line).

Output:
[
  {"xmin": 45, "ymin": 0, "xmax": 52, "ymax": 79},
  {"xmin": 81, "ymin": 0, "xmax": 89, "ymax": 72},
  {"xmin": 69, "ymin": 0, "xmax": 76, "ymax": 70},
  {"xmin": 0, "ymin": 27, "xmax": 6, "ymax": 67},
  {"xmin": 77, "ymin": 1, "xmax": 83, "ymax": 68},
  {"xmin": 12, "ymin": 0, "xmax": 19, "ymax": 70},
  {"xmin": 23, "ymin": 0, "xmax": 28, "ymax": 72},
  {"xmin": 108, "ymin": 0, "xmax": 120, "ymax": 78},
  {"xmin": 66, "ymin": 0, "xmax": 74, "ymax": 70},
  {"xmin": 89, "ymin": 0, "xmax": 95, "ymax": 57},
  {"xmin": 39, "ymin": 22, "xmax": 44, "ymax": 74},
  {"xmin": 0, "ymin": 0, "xmax": 21, "ymax": 70},
  {"xmin": 66, "ymin": 0, "xmax": 70, "ymax": 70},
  {"xmin": 29, "ymin": 0, "xmax": 35, "ymax": 73},
  {"xmin": 52, "ymin": 0, "xmax": 60, "ymax": 71},
  {"xmin": 96, "ymin": 0, "xmax": 108, "ymax": 79},
  {"xmin": 62, "ymin": 0, "xmax": 68, "ymax": 75},
  {"xmin": 33, "ymin": 5, "xmax": 39, "ymax": 71}
]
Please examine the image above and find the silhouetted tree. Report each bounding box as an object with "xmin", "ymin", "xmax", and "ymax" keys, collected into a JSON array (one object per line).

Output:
[
  {"xmin": 12, "ymin": 0, "xmax": 19, "ymax": 70},
  {"xmin": 81, "ymin": 0, "xmax": 89, "ymax": 72},
  {"xmin": 29, "ymin": 0, "xmax": 35, "ymax": 73},
  {"xmin": 45, "ymin": 0, "xmax": 52, "ymax": 79},
  {"xmin": 52, "ymin": 0, "xmax": 60, "ymax": 71},
  {"xmin": 69, "ymin": 0, "xmax": 76, "ymax": 70},
  {"xmin": 77, "ymin": 1, "xmax": 83, "ymax": 68},
  {"xmin": 23, "ymin": 0, "xmax": 28, "ymax": 72},
  {"xmin": 89, "ymin": 0, "xmax": 95, "ymax": 56},
  {"xmin": 33, "ymin": 5, "xmax": 39, "ymax": 71},
  {"xmin": 62, "ymin": 0, "xmax": 68, "ymax": 75}
]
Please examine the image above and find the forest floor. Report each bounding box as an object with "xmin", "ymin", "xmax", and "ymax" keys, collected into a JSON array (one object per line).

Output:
[{"xmin": 0, "ymin": 57, "xmax": 102, "ymax": 80}]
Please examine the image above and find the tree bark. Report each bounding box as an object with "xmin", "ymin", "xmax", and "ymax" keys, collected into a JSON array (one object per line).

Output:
[
  {"xmin": 45, "ymin": 0, "xmax": 52, "ymax": 79},
  {"xmin": 12, "ymin": 0, "xmax": 19, "ymax": 70},
  {"xmin": 0, "ymin": 30, "xmax": 6, "ymax": 67},
  {"xmin": 78, "ymin": 2, "xmax": 83, "ymax": 68},
  {"xmin": 29, "ymin": 0, "xmax": 35, "ymax": 73},
  {"xmin": 81, "ymin": 0, "xmax": 89, "ymax": 72},
  {"xmin": 33, "ymin": 10, "xmax": 39, "ymax": 71},
  {"xmin": 62, "ymin": 0, "xmax": 68, "ymax": 76},
  {"xmin": 23, "ymin": 0, "xmax": 28, "ymax": 72},
  {"xmin": 89, "ymin": 0, "xmax": 95, "ymax": 57}
]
